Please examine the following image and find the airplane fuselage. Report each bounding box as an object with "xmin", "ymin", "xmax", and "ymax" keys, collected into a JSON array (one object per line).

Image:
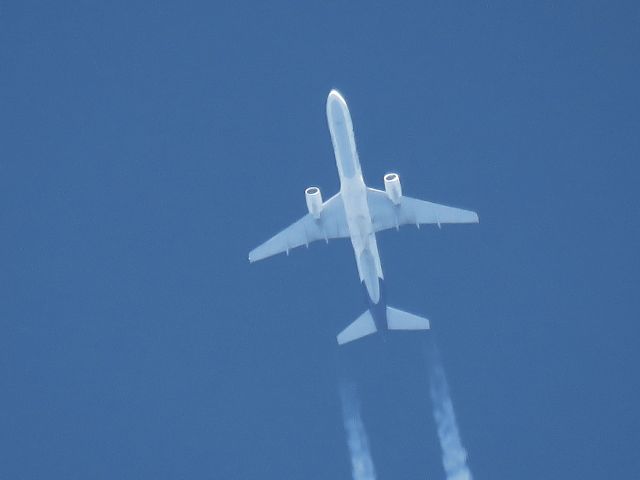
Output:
[{"xmin": 326, "ymin": 90, "xmax": 384, "ymax": 305}]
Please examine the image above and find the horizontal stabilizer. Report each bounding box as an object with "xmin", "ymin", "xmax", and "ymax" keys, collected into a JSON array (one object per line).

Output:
[
  {"xmin": 386, "ymin": 306, "xmax": 430, "ymax": 330},
  {"xmin": 337, "ymin": 310, "xmax": 377, "ymax": 345}
]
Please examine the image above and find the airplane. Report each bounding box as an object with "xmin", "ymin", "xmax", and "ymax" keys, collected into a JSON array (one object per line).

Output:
[{"xmin": 249, "ymin": 90, "xmax": 479, "ymax": 345}]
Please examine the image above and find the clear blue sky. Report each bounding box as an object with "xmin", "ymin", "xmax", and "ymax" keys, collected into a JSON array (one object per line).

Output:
[{"xmin": 2, "ymin": 1, "xmax": 639, "ymax": 479}]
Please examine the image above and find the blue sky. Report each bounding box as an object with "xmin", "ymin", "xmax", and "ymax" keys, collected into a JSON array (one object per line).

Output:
[{"xmin": 2, "ymin": 1, "xmax": 639, "ymax": 479}]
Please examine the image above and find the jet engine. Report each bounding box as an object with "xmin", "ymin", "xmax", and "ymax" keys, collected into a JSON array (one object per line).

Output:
[
  {"xmin": 305, "ymin": 186, "xmax": 323, "ymax": 219},
  {"xmin": 384, "ymin": 173, "xmax": 402, "ymax": 205}
]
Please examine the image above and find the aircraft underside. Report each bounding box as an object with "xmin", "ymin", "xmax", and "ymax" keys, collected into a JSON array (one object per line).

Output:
[{"xmin": 249, "ymin": 89, "xmax": 479, "ymax": 344}]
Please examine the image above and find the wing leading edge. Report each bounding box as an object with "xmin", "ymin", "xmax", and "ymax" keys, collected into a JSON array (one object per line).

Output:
[
  {"xmin": 249, "ymin": 192, "xmax": 349, "ymax": 263},
  {"xmin": 367, "ymin": 188, "xmax": 479, "ymax": 232}
]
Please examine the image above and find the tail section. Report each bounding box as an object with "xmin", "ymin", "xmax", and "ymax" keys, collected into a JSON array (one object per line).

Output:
[
  {"xmin": 386, "ymin": 306, "xmax": 430, "ymax": 330},
  {"xmin": 336, "ymin": 306, "xmax": 430, "ymax": 345},
  {"xmin": 337, "ymin": 310, "xmax": 377, "ymax": 345}
]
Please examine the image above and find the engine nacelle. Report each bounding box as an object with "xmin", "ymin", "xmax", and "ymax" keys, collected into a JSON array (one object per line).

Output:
[
  {"xmin": 384, "ymin": 173, "xmax": 402, "ymax": 205},
  {"xmin": 305, "ymin": 186, "xmax": 323, "ymax": 219}
]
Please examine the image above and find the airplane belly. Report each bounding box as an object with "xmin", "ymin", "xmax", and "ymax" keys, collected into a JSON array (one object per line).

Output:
[
  {"xmin": 327, "ymin": 90, "xmax": 361, "ymax": 180},
  {"xmin": 327, "ymin": 89, "xmax": 384, "ymax": 305},
  {"xmin": 358, "ymin": 247, "xmax": 380, "ymax": 304},
  {"xmin": 343, "ymin": 186, "xmax": 372, "ymax": 253}
]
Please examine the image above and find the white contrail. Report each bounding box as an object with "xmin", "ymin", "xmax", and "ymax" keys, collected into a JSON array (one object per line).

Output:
[
  {"xmin": 428, "ymin": 344, "xmax": 473, "ymax": 480},
  {"xmin": 339, "ymin": 382, "xmax": 377, "ymax": 480}
]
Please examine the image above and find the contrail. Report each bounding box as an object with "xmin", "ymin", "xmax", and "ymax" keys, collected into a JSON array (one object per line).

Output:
[
  {"xmin": 339, "ymin": 381, "xmax": 377, "ymax": 480},
  {"xmin": 427, "ymin": 342, "xmax": 473, "ymax": 480}
]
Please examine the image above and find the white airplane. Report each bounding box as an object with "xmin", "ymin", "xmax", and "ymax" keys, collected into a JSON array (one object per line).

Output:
[{"xmin": 249, "ymin": 90, "xmax": 479, "ymax": 345}]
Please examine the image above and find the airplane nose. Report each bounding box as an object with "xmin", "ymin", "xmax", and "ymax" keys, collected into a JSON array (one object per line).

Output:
[{"xmin": 328, "ymin": 89, "xmax": 346, "ymax": 106}]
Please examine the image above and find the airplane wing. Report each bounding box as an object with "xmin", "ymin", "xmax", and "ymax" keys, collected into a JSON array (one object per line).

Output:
[
  {"xmin": 249, "ymin": 193, "xmax": 350, "ymax": 263},
  {"xmin": 367, "ymin": 188, "xmax": 479, "ymax": 232}
]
